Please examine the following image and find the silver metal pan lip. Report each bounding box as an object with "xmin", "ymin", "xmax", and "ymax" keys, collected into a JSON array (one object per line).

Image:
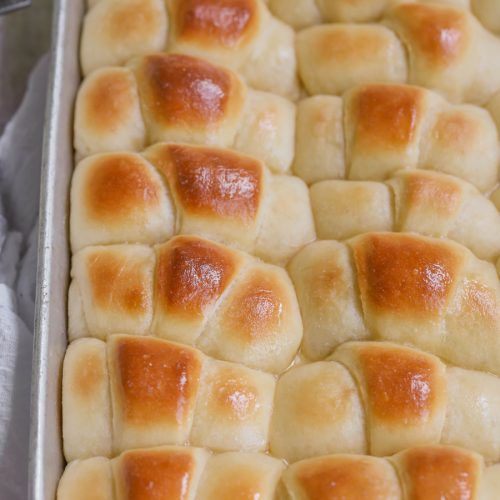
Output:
[{"xmin": 28, "ymin": 0, "xmax": 83, "ymax": 497}]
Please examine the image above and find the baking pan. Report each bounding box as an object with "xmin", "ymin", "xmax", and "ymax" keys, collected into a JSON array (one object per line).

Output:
[{"xmin": 29, "ymin": 0, "xmax": 83, "ymax": 498}]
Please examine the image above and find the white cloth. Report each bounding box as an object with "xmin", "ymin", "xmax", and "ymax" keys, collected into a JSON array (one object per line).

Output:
[{"xmin": 0, "ymin": 54, "xmax": 49, "ymax": 500}]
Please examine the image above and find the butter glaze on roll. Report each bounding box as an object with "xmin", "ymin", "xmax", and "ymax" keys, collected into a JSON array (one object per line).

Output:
[
  {"xmin": 75, "ymin": 53, "xmax": 295, "ymax": 175},
  {"xmin": 288, "ymin": 232, "xmax": 500, "ymax": 373},
  {"xmin": 294, "ymin": 83, "xmax": 499, "ymax": 191},
  {"xmin": 80, "ymin": 0, "xmax": 298, "ymax": 99},
  {"xmin": 70, "ymin": 144, "xmax": 315, "ymax": 264},
  {"xmin": 68, "ymin": 236, "xmax": 303, "ymax": 373}
]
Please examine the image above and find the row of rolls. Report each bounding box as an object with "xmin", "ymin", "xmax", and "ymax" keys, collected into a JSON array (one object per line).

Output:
[
  {"xmin": 76, "ymin": 54, "xmax": 500, "ymax": 192},
  {"xmin": 64, "ymin": 335, "xmax": 500, "ymax": 463},
  {"xmin": 60, "ymin": 0, "xmax": 500, "ymax": 498},
  {"xmin": 80, "ymin": 0, "xmax": 500, "ymax": 104},
  {"xmin": 58, "ymin": 443, "xmax": 500, "ymax": 499}
]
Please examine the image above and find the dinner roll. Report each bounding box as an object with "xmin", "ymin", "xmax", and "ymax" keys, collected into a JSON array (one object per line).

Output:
[
  {"xmin": 310, "ymin": 170, "xmax": 500, "ymax": 262},
  {"xmin": 69, "ymin": 236, "xmax": 303, "ymax": 373},
  {"xmin": 63, "ymin": 336, "xmax": 276, "ymax": 459},
  {"xmin": 75, "ymin": 54, "xmax": 295, "ymax": 174},
  {"xmin": 288, "ymin": 233, "xmax": 500, "ymax": 373},
  {"xmin": 70, "ymin": 145, "xmax": 315, "ymax": 264},
  {"xmin": 294, "ymin": 83, "xmax": 499, "ymax": 192}
]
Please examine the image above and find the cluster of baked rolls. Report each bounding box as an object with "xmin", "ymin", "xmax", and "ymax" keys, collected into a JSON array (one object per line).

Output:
[{"xmin": 60, "ymin": 0, "xmax": 500, "ymax": 498}]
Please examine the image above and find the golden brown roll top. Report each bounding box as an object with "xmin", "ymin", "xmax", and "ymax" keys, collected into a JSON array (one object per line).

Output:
[
  {"xmin": 167, "ymin": 0, "xmax": 262, "ymax": 61},
  {"xmin": 145, "ymin": 143, "xmax": 315, "ymax": 263},
  {"xmin": 345, "ymin": 84, "xmax": 498, "ymax": 188},
  {"xmin": 294, "ymin": 83, "xmax": 499, "ymax": 191},
  {"xmin": 132, "ymin": 53, "xmax": 246, "ymax": 146},
  {"xmin": 194, "ymin": 263, "xmax": 303, "ymax": 373},
  {"xmin": 159, "ymin": 239, "xmax": 302, "ymax": 373},
  {"xmin": 152, "ymin": 235, "xmax": 246, "ymax": 345},
  {"xmin": 280, "ymin": 454, "xmax": 401, "ymax": 500},
  {"xmin": 147, "ymin": 143, "xmax": 265, "ymax": 248},
  {"xmin": 384, "ymin": 2, "xmax": 500, "ymax": 104},
  {"xmin": 288, "ymin": 232, "xmax": 500, "ymax": 373},
  {"xmin": 310, "ymin": 170, "xmax": 500, "ymax": 262},
  {"xmin": 58, "ymin": 446, "xmax": 285, "ymax": 500},
  {"xmin": 63, "ymin": 335, "xmax": 276, "ymax": 460},
  {"xmin": 270, "ymin": 341, "xmax": 500, "ymax": 463},
  {"xmin": 332, "ymin": 343, "xmax": 447, "ymax": 457},
  {"xmin": 68, "ymin": 244, "xmax": 156, "ymax": 339},
  {"xmin": 345, "ymin": 84, "xmax": 430, "ymax": 180},
  {"xmin": 295, "ymin": 3, "xmax": 500, "ymax": 104},
  {"xmin": 75, "ymin": 53, "xmax": 295, "ymax": 174},
  {"xmin": 281, "ymin": 445, "xmax": 497, "ymax": 500},
  {"xmin": 108, "ymin": 336, "xmax": 203, "ymax": 453},
  {"xmin": 69, "ymin": 236, "xmax": 303, "ymax": 373},
  {"xmin": 167, "ymin": 0, "xmax": 298, "ymax": 99},
  {"xmin": 352, "ymin": 233, "xmax": 500, "ymax": 373},
  {"xmin": 112, "ymin": 446, "xmax": 208, "ymax": 500},
  {"xmin": 74, "ymin": 67, "xmax": 147, "ymax": 158},
  {"xmin": 70, "ymin": 144, "xmax": 315, "ymax": 263},
  {"xmin": 58, "ymin": 446, "xmax": 210, "ymax": 500},
  {"xmin": 386, "ymin": 171, "xmax": 500, "ymax": 262},
  {"xmin": 80, "ymin": 0, "xmax": 298, "ymax": 99},
  {"xmin": 391, "ymin": 445, "xmax": 483, "ymax": 500},
  {"xmin": 70, "ymin": 152, "xmax": 175, "ymax": 251}
]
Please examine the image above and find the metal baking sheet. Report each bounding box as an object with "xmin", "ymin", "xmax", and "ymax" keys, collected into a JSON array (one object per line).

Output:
[{"xmin": 29, "ymin": 0, "xmax": 83, "ymax": 497}]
